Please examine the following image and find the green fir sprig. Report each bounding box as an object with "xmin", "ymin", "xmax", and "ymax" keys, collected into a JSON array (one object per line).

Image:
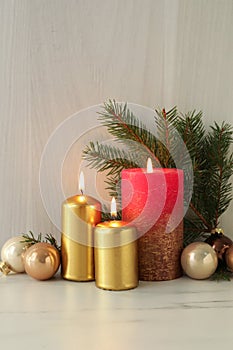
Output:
[
  {"xmin": 211, "ymin": 261, "xmax": 233, "ymax": 281},
  {"xmin": 97, "ymin": 100, "xmax": 160, "ymax": 165},
  {"xmin": 83, "ymin": 141, "xmax": 139, "ymax": 176},
  {"xmin": 21, "ymin": 231, "xmax": 60, "ymax": 252}
]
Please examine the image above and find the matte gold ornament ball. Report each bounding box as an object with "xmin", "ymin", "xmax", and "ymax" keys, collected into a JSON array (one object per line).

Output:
[
  {"xmin": 23, "ymin": 242, "xmax": 60, "ymax": 280},
  {"xmin": 181, "ymin": 242, "xmax": 218, "ymax": 279},
  {"xmin": 0, "ymin": 236, "xmax": 29, "ymax": 274}
]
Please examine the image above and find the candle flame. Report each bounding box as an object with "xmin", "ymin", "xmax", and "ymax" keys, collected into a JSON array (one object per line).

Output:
[
  {"xmin": 110, "ymin": 197, "xmax": 117, "ymax": 219},
  {"xmin": 79, "ymin": 171, "xmax": 85, "ymax": 194},
  {"xmin": 147, "ymin": 158, "xmax": 153, "ymax": 173}
]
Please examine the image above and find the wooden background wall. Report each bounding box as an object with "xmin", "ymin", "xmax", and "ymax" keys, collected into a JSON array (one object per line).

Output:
[{"xmin": 0, "ymin": 0, "xmax": 232, "ymax": 246}]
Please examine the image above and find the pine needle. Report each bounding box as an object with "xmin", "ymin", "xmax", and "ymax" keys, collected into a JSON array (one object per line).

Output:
[{"xmin": 21, "ymin": 231, "xmax": 60, "ymax": 252}]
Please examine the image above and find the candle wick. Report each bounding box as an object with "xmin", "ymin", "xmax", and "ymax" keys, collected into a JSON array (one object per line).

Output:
[{"xmin": 80, "ymin": 189, "xmax": 84, "ymax": 195}]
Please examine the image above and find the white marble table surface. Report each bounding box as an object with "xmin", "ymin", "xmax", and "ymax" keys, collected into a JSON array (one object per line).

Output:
[{"xmin": 1, "ymin": 272, "xmax": 233, "ymax": 350}]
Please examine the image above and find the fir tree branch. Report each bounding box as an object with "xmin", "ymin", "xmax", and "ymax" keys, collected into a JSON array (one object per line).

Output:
[
  {"xmin": 171, "ymin": 110, "xmax": 212, "ymax": 237},
  {"xmin": 163, "ymin": 108, "xmax": 171, "ymax": 155},
  {"xmin": 98, "ymin": 100, "xmax": 161, "ymax": 166},
  {"xmin": 213, "ymin": 123, "xmax": 233, "ymax": 227},
  {"xmin": 104, "ymin": 174, "xmax": 122, "ymax": 199},
  {"xmin": 83, "ymin": 141, "xmax": 138, "ymax": 176},
  {"xmin": 211, "ymin": 261, "xmax": 232, "ymax": 281},
  {"xmin": 155, "ymin": 106, "xmax": 179, "ymax": 168},
  {"xmin": 21, "ymin": 231, "xmax": 60, "ymax": 251},
  {"xmin": 189, "ymin": 202, "xmax": 212, "ymax": 231},
  {"xmin": 202, "ymin": 122, "xmax": 233, "ymax": 227},
  {"xmin": 175, "ymin": 110, "xmax": 205, "ymax": 161}
]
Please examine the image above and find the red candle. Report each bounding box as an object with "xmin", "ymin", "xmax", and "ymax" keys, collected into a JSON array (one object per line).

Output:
[{"xmin": 121, "ymin": 158, "xmax": 184, "ymax": 281}]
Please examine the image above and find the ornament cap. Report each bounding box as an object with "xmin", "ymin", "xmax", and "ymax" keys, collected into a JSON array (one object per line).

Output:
[
  {"xmin": 0, "ymin": 261, "xmax": 12, "ymax": 275},
  {"xmin": 211, "ymin": 228, "xmax": 224, "ymax": 235}
]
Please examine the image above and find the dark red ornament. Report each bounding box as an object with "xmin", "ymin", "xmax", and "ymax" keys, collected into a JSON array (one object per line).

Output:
[{"xmin": 205, "ymin": 229, "xmax": 233, "ymax": 260}]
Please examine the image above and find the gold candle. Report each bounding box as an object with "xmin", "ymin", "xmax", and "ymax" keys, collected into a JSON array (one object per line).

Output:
[
  {"xmin": 94, "ymin": 198, "xmax": 138, "ymax": 291},
  {"xmin": 61, "ymin": 172, "xmax": 101, "ymax": 281}
]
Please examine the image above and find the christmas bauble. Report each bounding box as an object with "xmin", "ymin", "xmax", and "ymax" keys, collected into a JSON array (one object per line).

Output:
[
  {"xmin": 225, "ymin": 245, "xmax": 233, "ymax": 272},
  {"xmin": 0, "ymin": 236, "xmax": 29, "ymax": 274},
  {"xmin": 23, "ymin": 242, "xmax": 60, "ymax": 280},
  {"xmin": 181, "ymin": 242, "xmax": 218, "ymax": 279},
  {"xmin": 205, "ymin": 231, "xmax": 232, "ymax": 260}
]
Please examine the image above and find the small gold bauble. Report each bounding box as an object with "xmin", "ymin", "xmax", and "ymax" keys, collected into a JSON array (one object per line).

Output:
[
  {"xmin": 225, "ymin": 245, "xmax": 233, "ymax": 271},
  {"xmin": 181, "ymin": 242, "xmax": 218, "ymax": 280},
  {"xmin": 23, "ymin": 242, "xmax": 60, "ymax": 280},
  {"xmin": 1, "ymin": 236, "xmax": 29, "ymax": 274}
]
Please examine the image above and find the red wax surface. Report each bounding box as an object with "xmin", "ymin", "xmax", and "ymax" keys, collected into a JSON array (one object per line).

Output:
[{"xmin": 121, "ymin": 168, "xmax": 184, "ymax": 235}]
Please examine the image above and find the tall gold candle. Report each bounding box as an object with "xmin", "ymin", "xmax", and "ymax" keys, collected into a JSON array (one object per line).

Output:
[
  {"xmin": 61, "ymin": 172, "xmax": 101, "ymax": 281},
  {"xmin": 94, "ymin": 198, "xmax": 138, "ymax": 291}
]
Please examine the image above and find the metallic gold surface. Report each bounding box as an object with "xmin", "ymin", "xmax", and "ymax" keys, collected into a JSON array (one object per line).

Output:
[
  {"xmin": 61, "ymin": 195, "xmax": 101, "ymax": 281},
  {"xmin": 94, "ymin": 221, "xmax": 138, "ymax": 290},
  {"xmin": 23, "ymin": 242, "xmax": 60, "ymax": 280},
  {"xmin": 211, "ymin": 228, "xmax": 224, "ymax": 234},
  {"xmin": 0, "ymin": 261, "xmax": 11, "ymax": 275}
]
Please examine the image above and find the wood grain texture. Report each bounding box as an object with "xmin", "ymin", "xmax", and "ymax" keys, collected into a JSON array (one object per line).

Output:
[{"xmin": 0, "ymin": 0, "xmax": 232, "ymax": 247}]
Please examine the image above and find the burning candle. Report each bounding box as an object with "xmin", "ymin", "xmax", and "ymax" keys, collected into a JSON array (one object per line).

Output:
[
  {"xmin": 61, "ymin": 172, "xmax": 101, "ymax": 281},
  {"xmin": 121, "ymin": 159, "xmax": 184, "ymax": 281},
  {"xmin": 94, "ymin": 197, "xmax": 138, "ymax": 291}
]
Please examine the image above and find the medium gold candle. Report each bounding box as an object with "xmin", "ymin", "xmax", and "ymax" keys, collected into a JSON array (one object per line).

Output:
[
  {"xmin": 61, "ymin": 172, "xmax": 101, "ymax": 281},
  {"xmin": 94, "ymin": 198, "xmax": 138, "ymax": 291}
]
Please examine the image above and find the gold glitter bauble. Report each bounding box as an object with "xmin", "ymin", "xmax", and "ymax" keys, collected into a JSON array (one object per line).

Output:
[{"xmin": 181, "ymin": 242, "xmax": 218, "ymax": 280}]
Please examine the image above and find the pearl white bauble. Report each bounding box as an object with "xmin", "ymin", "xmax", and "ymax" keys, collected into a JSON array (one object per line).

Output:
[
  {"xmin": 1, "ymin": 236, "xmax": 29, "ymax": 273},
  {"xmin": 181, "ymin": 242, "xmax": 218, "ymax": 280}
]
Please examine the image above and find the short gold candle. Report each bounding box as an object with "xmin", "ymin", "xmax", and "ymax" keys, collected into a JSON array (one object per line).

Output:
[
  {"xmin": 61, "ymin": 194, "xmax": 101, "ymax": 281},
  {"xmin": 94, "ymin": 220, "xmax": 138, "ymax": 291}
]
